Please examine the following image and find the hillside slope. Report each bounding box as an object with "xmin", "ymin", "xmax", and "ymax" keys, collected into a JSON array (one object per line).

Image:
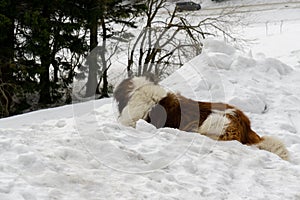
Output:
[{"xmin": 1, "ymin": 39, "xmax": 300, "ymax": 199}]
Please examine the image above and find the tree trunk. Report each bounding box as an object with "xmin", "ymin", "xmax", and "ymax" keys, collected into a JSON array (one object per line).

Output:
[
  {"xmin": 99, "ymin": 15, "xmax": 109, "ymax": 98},
  {"xmin": 85, "ymin": 50, "xmax": 98, "ymax": 97},
  {"xmin": 39, "ymin": 56, "xmax": 51, "ymax": 104},
  {"xmin": 85, "ymin": 0, "xmax": 99, "ymax": 98},
  {"xmin": 99, "ymin": 50, "xmax": 109, "ymax": 98},
  {"xmin": 38, "ymin": 6, "xmax": 52, "ymax": 104}
]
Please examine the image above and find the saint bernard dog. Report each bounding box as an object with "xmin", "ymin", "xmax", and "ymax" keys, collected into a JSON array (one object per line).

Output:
[{"xmin": 113, "ymin": 76, "xmax": 289, "ymax": 160}]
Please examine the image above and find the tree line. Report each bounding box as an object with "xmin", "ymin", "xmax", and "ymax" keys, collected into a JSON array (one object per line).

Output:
[
  {"xmin": 0, "ymin": 0, "xmax": 146, "ymax": 117},
  {"xmin": 1, "ymin": 0, "xmax": 239, "ymax": 118}
]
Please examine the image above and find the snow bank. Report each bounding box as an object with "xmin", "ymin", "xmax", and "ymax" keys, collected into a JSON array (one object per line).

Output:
[
  {"xmin": 1, "ymin": 39, "xmax": 300, "ymax": 199},
  {"xmin": 162, "ymin": 39, "xmax": 295, "ymax": 114}
]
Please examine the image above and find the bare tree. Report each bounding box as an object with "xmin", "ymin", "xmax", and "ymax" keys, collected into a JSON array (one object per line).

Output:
[
  {"xmin": 83, "ymin": 0, "xmax": 145, "ymax": 98},
  {"xmin": 127, "ymin": 0, "xmax": 246, "ymax": 79}
]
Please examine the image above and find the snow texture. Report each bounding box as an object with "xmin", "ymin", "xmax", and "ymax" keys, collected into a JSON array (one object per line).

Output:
[
  {"xmin": 1, "ymin": 39, "xmax": 300, "ymax": 199},
  {"xmin": 1, "ymin": 0, "xmax": 300, "ymax": 199}
]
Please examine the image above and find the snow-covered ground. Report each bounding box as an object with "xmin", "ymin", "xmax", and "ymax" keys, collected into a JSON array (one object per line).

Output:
[{"xmin": 1, "ymin": 1, "xmax": 300, "ymax": 200}]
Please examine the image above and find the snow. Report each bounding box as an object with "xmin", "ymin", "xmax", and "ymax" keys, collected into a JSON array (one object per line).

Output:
[{"xmin": 1, "ymin": 1, "xmax": 300, "ymax": 200}]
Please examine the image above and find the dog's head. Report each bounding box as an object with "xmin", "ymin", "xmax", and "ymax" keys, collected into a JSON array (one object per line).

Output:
[{"xmin": 113, "ymin": 75, "xmax": 158, "ymax": 114}]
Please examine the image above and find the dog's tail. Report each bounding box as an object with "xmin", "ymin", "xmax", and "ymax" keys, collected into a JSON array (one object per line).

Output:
[
  {"xmin": 254, "ymin": 136, "xmax": 289, "ymax": 160},
  {"xmin": 236, "ymin": 110, "xmax": 289, "ymax": 160}
]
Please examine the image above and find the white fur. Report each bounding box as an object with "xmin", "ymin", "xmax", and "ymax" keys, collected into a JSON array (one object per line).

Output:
[
  {"xmin": 198, "ymin": 110, "xmax": 232, "ymax": 140},
  {"xmin": 119, "ymin": 84, "xmax": 167, "ymax": 127},
  {"xmin": 256, "ymin": 136, "xmax": 289, "ymax": 160},
  {"xmin": 128, "ymin": 77, "xmax": 154, "ymax": 98},
  {"xmin": 212, "ymin": 109, "xmax": 236, "ymax": 116}
]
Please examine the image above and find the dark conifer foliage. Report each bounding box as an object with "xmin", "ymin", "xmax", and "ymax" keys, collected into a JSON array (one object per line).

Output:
[{"xmin": 0, "ymin": 0, "xmax": 145, "ymax": 117}]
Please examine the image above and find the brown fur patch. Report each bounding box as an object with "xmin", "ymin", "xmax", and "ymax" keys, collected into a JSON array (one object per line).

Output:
[
  {"xmin": 147, "ymin": 93, "xmax": 261, "ymax": 145},
  {"xmin": 113, "ymin": 78, "xmax": 134, "ymax": 113}
]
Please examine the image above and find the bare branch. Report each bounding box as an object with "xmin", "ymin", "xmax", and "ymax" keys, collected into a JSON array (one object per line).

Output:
[{"xmin": 127, "ymin": 0, "xmax": 246, "ymax": 79}]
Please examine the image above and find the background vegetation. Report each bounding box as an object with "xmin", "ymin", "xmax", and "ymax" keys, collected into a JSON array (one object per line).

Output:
[
  {"xmin": 0, "ymin": 0, "xmax": 237, "ymax": 118},
  {"xmin": 0, "ymin": 0, "xmax": 147, "ymax": 117}
]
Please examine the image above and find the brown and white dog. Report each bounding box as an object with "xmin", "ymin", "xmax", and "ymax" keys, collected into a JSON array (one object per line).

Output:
[{"xmin": 113, "ymin": 76, "xmax": 289, "ymax": 160}]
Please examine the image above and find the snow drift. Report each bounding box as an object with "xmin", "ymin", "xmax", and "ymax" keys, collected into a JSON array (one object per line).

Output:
[{"xmin": 1, "ymin": 38, "xmax": 300, "ymax": 199}]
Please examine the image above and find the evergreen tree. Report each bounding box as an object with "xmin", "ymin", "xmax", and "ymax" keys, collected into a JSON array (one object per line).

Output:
[
  {"xmin": 79, "ymin": 0, "xmax": 145, "ymax": 98},
  {"xmin": 17, "ymin": 0, "xmax": 88, "ymax": 104},
  {"xmin": 0, "ymin": 0, "xmax": 144, "ymax": 117},
  {"xmin": 0, "ymin": 0, "xmax": 17, "ymax": 117}
]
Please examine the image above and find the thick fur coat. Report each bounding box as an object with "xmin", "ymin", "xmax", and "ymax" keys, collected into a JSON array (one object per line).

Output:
[{"xmin": 113, "ymin": 76, "xmax": 289, "ymax": 160}]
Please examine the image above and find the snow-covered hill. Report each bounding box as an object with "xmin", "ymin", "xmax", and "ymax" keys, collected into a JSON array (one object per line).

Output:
[
  {"xmin": 1, "ymin": 38, "xmax": 300, "ymax": 199},
  {"xmin": 1, "ymin": 1, "xmax": 300, "ymax": 199}
]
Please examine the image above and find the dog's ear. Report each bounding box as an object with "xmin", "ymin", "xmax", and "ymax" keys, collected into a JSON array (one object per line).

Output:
[{"xmin": 113, "ymin": 78, "xmax": 133, "ymax": 113}]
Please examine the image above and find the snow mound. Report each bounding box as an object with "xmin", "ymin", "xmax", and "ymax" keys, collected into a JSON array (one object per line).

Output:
[
  {"xmin": 257, "ymin": 57, "xmax": 293, "ymax": 75},
  {"xmin": 229, "ymin": 95, "xmax": 267, "ymax": 114},
  {"xmin": 206, "ymin": 52, "xmax": 233, "ymax": 70},
  {"xmin": 1, "ymin": 39, "xmax": 300, "ymax": 199},
  {"xmin": 203, "ymin": 39, "xmax": 236, "ymax": 55},
  {"xmin": 230, "ymin": 55, "xmax": 257, "ymax": 70},
  {"xmin": 163, "ymin": 39, "xmax": 294, "ymax": 114}
]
